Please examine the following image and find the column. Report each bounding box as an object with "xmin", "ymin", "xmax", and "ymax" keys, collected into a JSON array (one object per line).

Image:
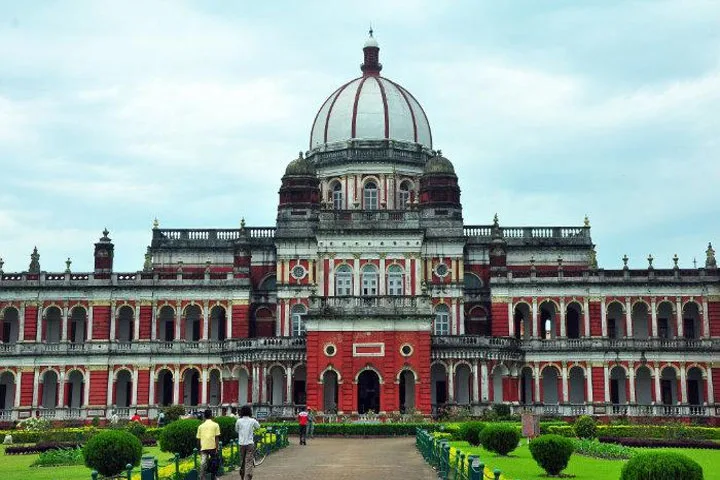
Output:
[
  {"xmin": 603, "ymin": 365, "xmax": 610, "ymax": 403},
  {"xmin": 36, "ymin": 305, "xmax": 43, "ymax": 342},
  {"xmin": 414, "ymin": 256, "xmax": 422, "ymax": 295},
  {"xmin": 202, "ymin": 301, "xmax": 209, "ymax": 340},
  {"xmin": 133, "ymin": 304, "xmax": 140, "ymax": 341},
  {"xmin": 151, "ymin": 303, "xmax": 157, "ymax": 341},
  {"xmin": 328, "ymin": 257, "xmax": 335, "ymax": 296},
  {"xmin": 18, "ymin": 304, "xmax": 25, "ymax": 342},
  {"xmin": 472, "ymin": 361, "xmax": 480, "ymax": 403},
  {"xmin": 109, "ymin": 302, "xmax": 116, "ymax": 341},
  {"xmin": 651, "ymin": 297, "xmax": 658, "ymax": 337},
  {"xmin": 447, "ymin": 362, "xmax": 455, "ymax": 403},
  {"xmin": 559, "ymin": 299, "xmax": 566, "ymax": 338},
  {"xmin": 353, "ymin": 256, "xmax": 360, "ymax": 296},
  {"xmin": 583, "ymin": 297, "xmax": 590, "ymax": 337},
  {"xmin": 600, "ymin": 299, "xmax": 607, "ymax": 337},
  {"xmin": 625, "ymin": 298, "xmax": 632, "ymax": 338},
  {"xmin": 131, "ymin": 370, "xmax": 139, "ymax": 406},
  {"xmin": 260, "ymin": 365, "xmax": 268, "ymax": 403},
  {"xmin": 680, "ymin": 366, "xmax": 687, "ymax": 404},
  {"xmin": 201, "ymin": 368, "xmax": 208, "ymax": 405},
  {"xmin": 14, "ymin": 370, "xmax": 22, "ymax": 407},
  {"xmin": 531, "ymin": 297, "xmax": 539, "ymax": 338},
  {"xmin": 702, "ymin": 298, "xmax": 710, "ymax": 338},
  {"xmin": 480, "ymin": 362, "xmax": 488, "ymax": 403},
  {"xmin": 175, "ymin": 303, "xmax": 182, "ymax": 341},
  {"xmin": 57, "ymin": 372, "xmax": 66, "ymax": 408},
  {"xmin": 226, "ymin": 302, "xmax": 233, "ymax": 339},
  {"xmin": 32, "ymin": 369, "xmax": 39, "ymax": 407},
  {"xmin": 149, "ymin": 370, "xmax": 156, "ymax": 405},
  {"xmin": 676, "ymin": 298, "xmax": 683, "ymax": 337},
  {"xmin": 379, "ymin": 256, "xmax": 386, "ymax": 295},
  {"xmin": 172, "ymin": 367, "xmax": 180, "ymax": 405},
  {"xmin": 707, "ymin": 370, "xmax": 715, "ymax": 405},
  {"xmin": 628, "ymin": 366, "xmax": 636, "ymax": 403},
  {"xmin": 106, "ymin": 370, "xmax": 113, "ymax": 407},
  {"xmin": 87, "ymin": 304, "xmax": 94, "ymax": 341},
  {"xmin": 458, "ymin": 299, "xmax": 465, "ymax": 335},
  {"xmin": 533, "ymin": 366, "xmax": 541, "ymax": 403},
  {"xmin": 561, "ymin": 363, "xmax": 569, "ymax": 403},
  {"xmin": 251, "ymin": 365, "xmax": 260, "ymax": 403},
  {"xmin": 285, "ymin": 364, "xmax": 293, "ymax": 404},
  {"xmin": 508, "ymin": 303, "xmax": 515, "ymax": 338},
  {"xmin": 83, "ymin": 372, "xmax": 91, "ymax": 409},
  {"xmin": 586, "ymin": 365, "xmax": 594, "ymax": 405},
  {"xmin": 654, "ymin": 366, "xmax": 661, "ymax": 404},
  {"xmin": 61, "ymin": 306, "xmax": 68, "ymax": 342},
  {"xmin": 450, "ymin": 299, "xmax": 457, "ymax": 335}
]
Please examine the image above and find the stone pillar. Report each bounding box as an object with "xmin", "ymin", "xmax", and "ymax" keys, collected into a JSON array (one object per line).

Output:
[
  {"xmin": 285, "ymin": 364, "xmax": 293, "ymax": 404},
  {"xmin": 175, "ymin": 303, "xmax": 182, "ymax": 341},
  {"xmin": 251, "ymin": 365, "xmax": 260, "ymax": 403},
  {"xmin": 226, "ymin": 302, "xmax": 233, "ymax": 339},
  {"xmin": 586, "ymin": 365, "xmax": 594, "ymax": 404},
  {"xmin": 472, "ymin": 361, "xmax": 480, "ymax": 403},
  {"xmin": 680, "ymin": 366, "xmax": 688, "ymax": 404},
  {"xmin": 106, "ymin": 370, "xmax": 113, "ymax": 407},
  {"xmin": 458, "ymin": 299, "xmax": 465, "ymax": 335},
  {"xmin": 151, "ymin": 303, "xmax": 157, "ymax": 341},
  {"xmin": 260, "ymin": 365, "xmax": 268, "ymax": 404},
  {"xmin": 36, "ymin": 306, "xmax": 43, "ymax": 342},
  {"xmin": 600, "ymin": 300, "xmax": 607, "ymax": 337},
  {"xmin": 508, "ymin": 303, "xmax": 515, "ymax": 338},
  {"xmin": 447, "ymin": 362, "xmax": 455, "ymax": 403},
  {"xmin": 353, "ymin": 256, "xmax": 361, "ymax": 296},
  {"xmin": 531, "ymin": 297, "xmax": 539, "ymax": 338},
  {"xmin": 202, "ymin": 301, "xmax": 209, "ymax": 340},
  {"xmin": 651, "ymin": 297, "xmax": 658, "ymax": 337},
  {"xmin": 702, "ymin": 298, "xmax": 710, "ymax": 338},
  {"xmin": 480, "ymin": 362, "xmax": 488, "ymax": 403},
  {"xmin": 18, "ymin": 304, "xmax": 25, "ymax": 342},
  {"xmin": 625, "ymin": 298, "xmax": 632, "ymax": 338},
  {"xmin": 87, "ymin": 304, "xmax": 94, "ymax": 341},
  {"xmin": 14, "ymin": 370, "xmax": 22, "ymax": 407},
  {"xmin": 379, "ymin": 256, "xmax": 386, "ymax": 295},
  {"xmin": 109, "ymin": 302, "xmax": 117, "ymax": 341},
  {"xmin": 559, "ymin": 299, "xmax": 567, "ymax": 338},
  {"xmin": 583, "ymin": 297, "xmax": 590, "ymax": 337},
  {"xmin": 676, "ymin": 298, "xmax": 683, "ymax": 338},
  {"xmin": 57, "ymin": 371, "xmax": 66, "ymax": 408},
  {"xmin": 450, "ymin": 299, "xmax": 457, "ymax": 335},
  {"xmin": 628, "ymin": 366, "xmax": 636, "ymax": 403},
  {"xmin": 561, "ymin": 363, "xmax": 569, "ymax": 403},
  {"xmin": 149, "ymin": 370, "xmax": 156, "ymax": 405},
  {"xmin": 533, "ymin": 366, "xmax": 541, "ymax": 403},
  {"xmin": 654, "ymin": 366, "xmax": 661, "ymax": 404},
  {"xmin": 707, "ymin": 370, "xmax": 715, "ymax": 405},
  {"xmin": 132, "ymin": 370, "xmax": 139, "ymax": 406},
  {"xmin": 32, "ymin": 369, "xmax": 39, "ymax": 407},
  {"xmin": 133, "ymin": 304, "xmax": 140, "ymax": 341},
  {"xmin": 173, "ymin": 367, "xmax": 180, "ymax": 405},
  {"xmin": 61, "ymin": 306, "xmax": 68, "ymax": 342},
  {"xmin": 603, "ymin": 365, "xmax": 610, "ymax": 403},
  {"xmin": 201, "ymin": 368, "xmax": 208, "ymax": 405}
]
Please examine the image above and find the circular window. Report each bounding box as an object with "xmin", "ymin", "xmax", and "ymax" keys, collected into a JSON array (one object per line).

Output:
[
  {"xmin": 291, "ymin": 265, "xmax": 306, "ymax": 280},
  {"xmin": 324, "ymin": 344, "xmax": 337, "ymax": 357},
  {"xmin": 400, "ymin": 344, "xmax": 413, "ymax": 357},
  {"xmin": 435, "ymin": 263, "xmax": 449, "ymax": 277}
]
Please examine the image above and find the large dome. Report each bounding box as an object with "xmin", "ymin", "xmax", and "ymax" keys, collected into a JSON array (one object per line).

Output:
[{"xmin": 309, "ymin": 32, "xmax": 432, "ymax": 150}]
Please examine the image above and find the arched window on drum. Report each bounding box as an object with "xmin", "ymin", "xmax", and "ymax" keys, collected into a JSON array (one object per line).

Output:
[
  {"xmin": 331, "ymin": 181, "xmax": 343, "ymax": 210},
  {"xmin": 363, "ymin": 181, "xmax": 378, "ymax": 210},
  {"xmin": 397, "ymin": 181, "xmax": 412, "ymax": 209},
  {"xmin": 291, "ymin": 304, "xmax": 307, "ymax": 337},
  {"xmin": 335, "ymin": 264, "xmax": 352, "ymax": 296},
  {"xmin": 387, "ymin": 264, "xmax": 404, "ymax": 296},
  {"xmin": 361, "ymin": 264, "xmax": 378, "ymax": 296},
  {"xmin": 434, "ymin": 305, "xmax": 450, "ymax": 336}
]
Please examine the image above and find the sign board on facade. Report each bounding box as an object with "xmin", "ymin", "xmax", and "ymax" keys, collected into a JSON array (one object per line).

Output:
[{"xmin": 521, "ymin": 413, "xmax": 539, "ymax": 438}]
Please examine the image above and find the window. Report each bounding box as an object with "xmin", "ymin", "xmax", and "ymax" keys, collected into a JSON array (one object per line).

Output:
[
  {"xmin": 397, "ymin": 181, "xmax": 411, "ymax": 209},
  {"xmin": 387, "ymin": 264, "xmax": 404, "ymax": 296},
  {"xmin": 363, "ymin": 181, "xmax": 378, "ymax": 210},
  {"xmin": 335, "ymin": 265, "xmax": 352, "ymax": 296},
  {"xmin": 291, "ymin": 305, "xmax": 306, "ymax": 337},
  {"xmin": 434, "ymin": 263, "xmax": 449, "ymax": 278},
  {"xmin": 434, "ymin": 305, "xmax": 450, "ymax": 335},
  {"xmin": 291, "ymin": 265, "xmax": 306, "ymax": 280},
  {"xmin": 332, "ymin": 182, "xmax": 343, "ymax": 210},
  {"xmin": 361, "ymin": 264, "xmax": 378, "ymax": 296}
]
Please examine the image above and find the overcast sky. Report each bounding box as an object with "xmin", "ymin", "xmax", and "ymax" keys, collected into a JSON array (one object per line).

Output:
[{"xmin": 0, "ymin": 0, "xmax": 718, "ymax": 272}]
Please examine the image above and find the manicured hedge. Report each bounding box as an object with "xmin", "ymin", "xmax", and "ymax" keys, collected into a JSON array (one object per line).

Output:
[
  {"xmin": 600, "ymin": 436, "xmax": 720, "ymax": 449},
  {"xmin": 529, "ymin": 434, "xmax": 575, "ymax": 476},
  {"xmin": 262, "ymin": 422, "xmax": 446, "ymax": 436},
  {"xmin": 620, "ymin": 451, "xmax": 703, "ymax": 480},
  {"xmin": 548, "ymin": 424, "xmax": 720, "ymax": 441},
  {"xmin": 5, "ymin": 442, "xmax": 83, "ymax": 454}
]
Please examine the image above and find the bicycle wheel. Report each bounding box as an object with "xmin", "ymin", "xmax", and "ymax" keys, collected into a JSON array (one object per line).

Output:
[{"xmin": 253, "ymin": 444, "xmax": 267, "ymax": 466}]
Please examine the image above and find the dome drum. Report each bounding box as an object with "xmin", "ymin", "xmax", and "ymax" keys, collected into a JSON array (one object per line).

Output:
[{"xmin": 307, "ymin": 139, "xmax": 432, "ymax": 169}]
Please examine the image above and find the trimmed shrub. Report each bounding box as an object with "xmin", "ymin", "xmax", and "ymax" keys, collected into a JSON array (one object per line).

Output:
[
  {"xmin": 159, "ymin": 419, "xmax": 201, "ymax": 457},
  {"xmin": 620, "ymin": 451, "xmax": 703, "ymax": 480},
  {"xmin": 458, "ymin": 422, "xmax": 485, "ymax": 446},
  {"xmin": 162, "ymin": 405, "xmax": 187, "ymax": 423},
  {"xmin": 83, "ymin": 430, "xmax": 142, "ymax": 477},
  {"xmin": 571, "ymin": 438, "xmax": 634, "ymax": 460},
  {"xmin": 479, "ymin": 424, "xmax": 521, "ymax": 456},
  {"xmin": 125, "ymin": 421, "xmax": 147, "ymax": 440},
  {"xmin": 216, "ymin": 416, "xmax": 237, "ymax": 445},
  {"xmin": 6, "ymin": 442, "xmax": 83, "ymax": 455},
  {"xmin": 574, "ymin": 415, "xmax": 597, "ymax": 439},
  {"xmin": 31, "ymin": 447, "xmax": 84, "ymax": 466},
  {"xmin": 529, "ymin": 434, "xmax": 575, "ymax": 476},
  {"xmin": 600, "ymin": 436, "xmax": 720, "ymax": 449}
]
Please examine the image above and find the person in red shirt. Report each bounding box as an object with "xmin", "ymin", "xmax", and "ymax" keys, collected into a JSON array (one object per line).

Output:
[
  {"xmin": 298, "ymin": 408, "xmax": 308, "ymax": 445},
  {"xmin": 130, "ymin": 412, "xmax": 142, "ymax": 423}
]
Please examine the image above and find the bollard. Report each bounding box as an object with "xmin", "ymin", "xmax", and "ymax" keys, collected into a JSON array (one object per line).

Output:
[
  {"xmin": 467, "ymin": 455, "xmax": 480, "ymax": 480},
  {"xmin": 174, "ymin": 453, "xmax": 180, "ymax": 477},
  {"xmin": 91, "ymin": 471, "xmax": 98, "ymax": 480},
  {"xmin": 217, "ymin": 441, "xmax": 224, "ymax": 475},
  {"xmin": 140, "ymin": 455, "xmax": 157, "ymax": 480},
  {"xmin": 494, "ymin": 469, "xmax": 502, "ymax": 480},
  {"xmin": 154, "ymin": 459, "xmax": 159, "ymax": 480},
  {"xmin": 126, "ymin": 463, "xmax": 133, "ymax": 480}
]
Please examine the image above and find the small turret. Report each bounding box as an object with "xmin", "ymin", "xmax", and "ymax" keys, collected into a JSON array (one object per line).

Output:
[
  {"xmin": 419, "ymin": 151, "xmax": 461, "ymax": 209},
  {"xmin": 28, "ymin": 247, "xmax": 41, "ymax": 273},
  {"xmin": 706, "ymin": 242, "xmax": 717, "ymax": 270},
  {"xmin": 489, "ymin": 214, "xmax": 507, "ymax": 271},
  {"xmin": 94, "ymin": 229, "xmax": 114, "ymax": 277}
]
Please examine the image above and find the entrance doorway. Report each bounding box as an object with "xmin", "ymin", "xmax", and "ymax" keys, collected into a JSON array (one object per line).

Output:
[{"xmin": 357, "ymin": 370, "xmax": 380, "ymax": 414}]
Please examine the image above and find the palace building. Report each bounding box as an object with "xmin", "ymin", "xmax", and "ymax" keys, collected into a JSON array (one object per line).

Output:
[{"xmin": 1, "ymin": 33, "xmax": 719, "ymax": 424}]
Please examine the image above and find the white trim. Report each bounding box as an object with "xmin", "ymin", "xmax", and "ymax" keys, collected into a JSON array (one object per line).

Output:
[
  {"xmin": 352, "ymin": 342, "xmax": 385, "ymax": 357},
  {"xmin": 305, "ymin": 318, "xmax": 431, "ymax": 332}
]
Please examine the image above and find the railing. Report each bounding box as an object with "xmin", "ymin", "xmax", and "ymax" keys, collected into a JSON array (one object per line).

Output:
[
  {"xmin": 154, "ymin": 227, "xmax": 276, "ymax": 241},
  {"xmin": 463, "ymin": 225, "xmax": 590, "ymax": 240},
  {"xmin": 416, "ymin": 429, "xmax": 495, "ymax": 480},
  {"xmin": 432, "ymin": 335, "xmax": 520, "ymax": 349},
  {"xmin": 309, "ymin": 295, "xmax": 433, "ymax": 315},
  {"xmin": 521, "ymin": 337, "xmax": 720, "ymax": 352},
  {"xmin": 318, "ymin": 209, "xmax": 420, "ymax": 229}
]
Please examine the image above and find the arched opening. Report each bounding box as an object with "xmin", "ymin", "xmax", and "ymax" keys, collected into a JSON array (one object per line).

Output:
[
  {"xmin": 1, "ymin": 308, "xmax": 20, "ymax": 344},
  {"xmin": 0, "ymin": 372, "xmax": 16, "ymax": 410},
  {"xmin": 291, "ymin": 305, "xmax": 306, "ymax": 337},
  {"xmin": 322, "ymin": 370, "xmax": 339, "ymax": 413},
  {"xmin": 41, "ymin": 370, "xmax": 59, "ymax": 408},
  {"xmin": 682, "ymin": 303, "xmax": 701, "ymax": 339},
  {"xmin": 454, "ymin": 364, "xmax": 472, "ymax": 405},
  {"xmin": 157, "ymin": 370, "xmax": 174, "ymax": 406},
  {"xmin": 237, "ymin": 369, "xmax": 249, "ymax": 405},
  {"xmin": 386, "ymin": 264, "xmax": 404, "ymax": 296},
  {"xmin": 430, "ymin": 363, "xmax": 447, "ymax": 405},
  {"xmin": 466, "ymin": 306, "xmax": 488, "ymax": 336},
  {"xmin": 182, "ymin": 369, "xmax": 200, "ymax": 407},
  {"xmin": 492, "ymin": 365, "xmax": 509, "ymax": 404},
  {"xmin": 293, "ymin": 366, "xmax": 307, "ymax": 405},
  {"xmin": 566, "ymin": 303, "xmax": 582, "ymax": 339},
  {"xmin": 208, "ymin": 370, "xmax": 221, "ymax": 406},
  {"xmin": 686, "ymin": 367, "xmax": 704, "ymax": 405},
  {"xmin": 331, "ymin": 181, "xmax": 343, "ymax": 210},
  {"xmin": 253, "ymin": 307, "xmax": 276, "ymax": 338},
  {"xmin": 635, "ymin": 366, "xmax": 653, "ymax": 405},
  {"xmin": 357, "ymin": 370, "xmax": 380, "ymax": 414},
  {"xmin": 399, "ymin": 370, "xmax": 415, "ymax": 413},
  {"xmin": 115, "ymin": 370, "xmax": 132, "ymax": 408},
  {"xmin": 117, "ymin": 306, "xmax": 134, "ymax": 342},
  {"xmin": 268, "ymin": 366, "xmax": 285, "ymax": 405},
  {"xmin": 184, "ymin": 305, "xmax": 201, "ymax": 342},
  {"xmin": 363, "ymin": 181, "xmax": 378, "ymax": 210},
  {"xmin": 632, "ymin": 303, "xmax": 650, "ymax": 339},
  {"xmin": 69, "ymin": 307, "xmax": 87, "ymax": 343},
  {"xmin": 657, "ymin": 302, "xmax": 675, "ymax": 339},
  {"xmin": 568, "ymin": 367, "xmax": 585, "ymax": 404},
  {"xmin": 209, "ymin": 306, "xmax": 226, "ymax": 341},
  {"xmin": 464, "ymin": 273, "xmax": 483, "ymax": 298},
  {"xmin": 660, "ymin": 367, "xmax": 678, "ymax": 405},
  {"xmin": 158, "ymin": 306, "xmax": 175, "ymax": 342},
  {"xmin": 44, "ymin": 307, "xmax": 61, "ymax": 343},
  {"xmin": 514, "ymin": 303, "xmax": 531, "ymax": 340},
  {"xmin": 539, "ymin": 302, "xmax": 557, "ymax": 339},
  {"xmin": 335, "ymin": 264, "xmax": 352, "ymax": 296},
  {"xmin": 66, "ymin": 371, "xmax": 84, "ymax": 408},
  {"xmin": 397, "ymin": 180, "xmax": 412, "ymax": 209},
  {"xmin": 606, "ymin": 303, "xmax": 625, "ymax": 339},
  {"xmin": 361, "ymin": 264, "xmax": 378, "ymax": 296},
  {"xmin": 541, "ymin": 366, "xmax": 560, "ymax": 405},
  {"xmin": 433, "ymin": 305, "xmax": 450, "ymax": 336},
  {"xmin": 520, "ymin": 367, "xmax": 534, "ymax": 404},
  {"xmin": 610, "ymin": 366, "xmax": 628, "ymax": 405}
]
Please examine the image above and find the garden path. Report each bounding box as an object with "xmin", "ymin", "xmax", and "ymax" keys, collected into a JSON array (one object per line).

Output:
[{"xmin": 226, "ymin": 437, "xmax": 437, "ymax": 480}]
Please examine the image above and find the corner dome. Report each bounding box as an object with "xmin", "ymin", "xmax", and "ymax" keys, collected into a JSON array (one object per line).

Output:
[
  {"xmin": 284, "ymin": 152, "xmax": 316, "ymax": 176},
  {"xmin": 309, "ymin": 32, "xmax": 432, "ymax": 151},
  {"xmin": 424, "ymin": 151, "xmax": 455, "ymax": 175}
]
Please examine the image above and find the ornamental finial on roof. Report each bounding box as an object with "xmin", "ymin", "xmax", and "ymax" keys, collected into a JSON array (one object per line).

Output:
[
  {"xmin": 153, "ymin": 218, "xmax": 159, "ymax": 229},
  {"xmin": 589, "ymin": 244, "xmax": 598, "ymax": 270},
  {"xmin": 584, "ymin": 215, "xmax": 590, "ymax": 227},
  {"xmin": 673, "ymin": 254, "xmax": 679, "ymax": 269},
  {"xmin": 240, "ymin": 217, "xmax": 246, "ymax": 230},
  {"xmin": 298, "ymin": 151, "xmax": 304, "ymax": 159},
  {"xmin": 647, "ymin": 254, "xmax": 654, "ymax": 269},
  {"xmin": 622, "ymin": 254, "xmax": 629, "ymax": 270},
  {"xmin": 29, "ymin": 247, "xmax": 40, "ymax": 273},
  {"xmin": 493, "ymin": 213, "xmax": 499, "ymax": 226},
  {"xmin": 361, "ymin": 27, "xmax": 381, "ymax": 75},
  {"xmin": 707, "ymin": 242, "xmax": 717, "ymax": 269},
  {"xmin": 65, "ymin": 258, "xmax": 72, "ymax": 274}
]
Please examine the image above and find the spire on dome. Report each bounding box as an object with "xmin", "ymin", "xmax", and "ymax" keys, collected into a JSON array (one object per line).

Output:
[{"xmin": 361, "ymin": 28, "xmax": 382, "ymax": 76}]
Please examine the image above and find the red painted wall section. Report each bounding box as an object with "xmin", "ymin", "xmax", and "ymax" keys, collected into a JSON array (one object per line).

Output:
[
  {"xmin": 491, "ymin": 302, "xmax": 509, "ymax": 336},
  {"xmin": 591, "ymin": 367, "xmax": 605, "ymax": 402},
  {"xmin": 136, "ymin": 370, "xmax": 150, "ymax": 405},
  {"xmin": 92, "ymin": 306, "xmax": 110, "ymax": 340},
  {"xmin": 589, "ymin": 301, "xmax": 602, "ymax": 337},
  {"xmin": 20, "ymin": 371, "xmax": 34, "ymax": 406},
  {"xmin": 708, "ymin": 301, "xmax": 720, "ymax": 337},
  {"xmin": 89, "ymin": 370, "xmax": 109, "ymax": 406},
  {"xmin": 24, "ymin": 306, "xmax": 37, "ymax": 340},
  {"xmin": 232, "ymin": 304, "xmax": 249, "ymax": 339},
  {"xmin": 713, "ymin": 368, "xmax": 720, "ymax": 403},
  {"xmin": 138, "ymin": 306, "xmax": 152, "ymax": 340}
]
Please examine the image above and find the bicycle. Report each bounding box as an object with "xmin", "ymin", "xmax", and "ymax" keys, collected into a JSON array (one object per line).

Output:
[{"xmin": 253, "ymin": 433, "xmax": 268, "ymax": 466}]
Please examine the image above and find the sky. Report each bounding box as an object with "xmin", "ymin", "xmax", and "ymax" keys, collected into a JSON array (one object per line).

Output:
[{"xmin": 0, "ymin": 0, "xmax": 719, "ymax": 272}]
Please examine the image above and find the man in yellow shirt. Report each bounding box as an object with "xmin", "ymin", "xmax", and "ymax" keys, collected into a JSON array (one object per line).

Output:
[{"xmin": 196, "ymin": 409, "xmax": 221, "ymax": 480}]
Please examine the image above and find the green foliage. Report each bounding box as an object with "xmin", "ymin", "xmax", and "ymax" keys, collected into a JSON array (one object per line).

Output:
[
  {"xmin": 620, "ymin": 451, "xmax": 703, "ymax": 480},
  {"xmin": 125, "ymin": 421, "xmax": 147, "ymax": 440},
  {"xmin": 547, "ymin": 424, "xmax": 720, "ymax": 441},
  {"xmin": 458, "ymin": 422, "xmax": 485, "ymax": 446},
  {"xmin": 478, "ymin": 424, "xmax": 521, "ymax": 456},
  {"xmin": 571, "ymin": 438, "xmax": 634, "ymax": 460},
  {"xmin": 90, "ymin": 417, "xmax": 100, "ymax": 428},
  {"xmin": 574, "ymin": 415, "xmax": 598, "ymax": 439},
  {"xmin": 491, "ymin": 404, "xmax": 512, "ymax": 419},
  {"xmin": 159, "ymin": 419, "xmax": 201, "ymax": 458},
  {"xmin": 215, "ymin": 416, "xmax": 237, "ymax": 445},
  {"xmin": 17, "ymin": 417, "xmax": 52, "ymax": 432},
  {"xmin": 83, "ymin": 430, "xmax": 142, "ymax": 477},
  {"xmin": 31, "ymin": 447, "xmax": 84, "ymax": 467},
  {"xmin": 528, "ymin": 434, "xmax": 575, "ymax": 476},
  {"xmin": 162, "ymin": 405, "xmax": 186, "ymax": 423}
]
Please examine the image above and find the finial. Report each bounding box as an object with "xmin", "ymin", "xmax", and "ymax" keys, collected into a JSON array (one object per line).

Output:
[
  {"xmin": 100, "ymin": 228, "xmax": 111, "ymax": 241},
  {"xmin": 584, "ymin": 215, "xmax": 590, "ymax": 227},
  {"xmin": 589, "ymin": 244, "xmax": 598, "ymax": 270},
  {"xmin": 706, "ymin": 242, "xmax": 717, "ymax": 269},
  {"xmin": 673, "ymin": 254, "xmax": 679, "ymax": 269},
  {"xmin": 0, "ymin": 257, "xmax": 4, "ymax": 273},
  {"xmin": 298, "ymin": 151, "xmax": 304, "ymax": 159},
  {"xmin": 693, "ymin": 257, "xmax": 697, "ymax": 269},
  {"xmin": 65, "ymin": 258, "xmax": 72, "ymax": 273},
  {"xmin": 103, "ymin": 228, "xmax": 109, "ymax": 237},
  {"xmin": 152, "ymin": 218, "xmax": 159, "ymax": 229},
  {"xmin": 143, "ymin": 248, "xmax": 152, "ymax": 272},
  {"xmin": 361, "ymin": 27, "xmax": 381, "ymax": 75},
  {"xmin": 493, "ymin": 213, "xmax": 499, "ymax": 226},
  {"xmin": 29, "ymin": 247, "xmax": 41, "ymax": 273},
  {"xmin": 369, "ymin": 24, "xmax": 373, "ymax": 37},
  {"xmin": 437, "ymin": 149, "xmax": 442, "ymax": 156},
  {"xmin": 647, "ymin": 254, "xmax": 653, "ymax": 269},
  {"xmin": 622, "ymin": 254, "xmax": 629, "ymax": 269},
  {"xmin": 240, "ymin": 217, "xmax": 246, "ymax": 229}
]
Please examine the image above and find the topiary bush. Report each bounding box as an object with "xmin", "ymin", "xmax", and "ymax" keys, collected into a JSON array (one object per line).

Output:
[
  {"xmin": 458, "ymin": 422, "xmax": 485, "ymax": 446},
  {"xmin": 479, "ymin": 424, "xmax": 521, "ymax": 456},
  {"xmin": 620, "ymin": 451, "xmax": 703, "ymax": 480},
  {"xmin": 529, "ymin": 434, "xmax": 575, "ymax": 476},
  {"xmin": 83, "ymin": 430, "xmax": 142, "ymax": 477},
  {"xmin": 162, "ymin": 405, "xmax": 187, "ymax": 423},
  {"xmin": 159, "ymin": 419, "xmax": 201, "ymax": 458},
  {"xmin": 574, "ymin": 415, "xmax": 597, "ymax": 439},
  {"xmin": 215, "ymin": 416, "xmax": 237, "ymax": 445}
]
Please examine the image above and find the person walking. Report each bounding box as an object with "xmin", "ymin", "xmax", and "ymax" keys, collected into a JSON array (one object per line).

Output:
[
  {"xmin": 236, "ymin": 405, "xmax": 260, "ymax": 480},
  {"xmin": 196, "ymin": 409, "xmax": 221, "ymax": 480},
  {"xmin": 307, "ymin": 409, "xmax": 315, "ymax": 439},
  {"xmin": 298, "ymin": 407, "xmax": 308, "ymax": 445}
]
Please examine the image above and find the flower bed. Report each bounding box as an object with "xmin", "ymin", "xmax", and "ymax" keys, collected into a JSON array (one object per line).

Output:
[
  {"xmin": 599, "ymin": 436, "xmax": 720, "ymax": 449},
  {"xmin": 547, "ymin": 424, "xmax": 720, "ymax": 440},
  {"xmin": 571, "ymin": 438, "xmax": 635, "ymax": 459}
]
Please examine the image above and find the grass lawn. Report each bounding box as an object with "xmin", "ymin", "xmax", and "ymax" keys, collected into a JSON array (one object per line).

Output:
[
  {"xmin": 449, "ymin": 441, "xmax": 720, "ymax": 480},
  {"xmin": 0, "ymin": 445, "xmax": 173, "ymax": 480}
]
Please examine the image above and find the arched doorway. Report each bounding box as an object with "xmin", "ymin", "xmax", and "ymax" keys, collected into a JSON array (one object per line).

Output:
[
  {"xmin": 237, "ymin": 369, "xmax": 249, "ymax": 405},
  {"xmin": 610, "ymin": 366, "xmax": 628, "ymax": 405},
  {"xmin": 632, "ymin": 303, "xmax": 650, "ymax": 339},
  {"xmin": 41, "ymin": 370, "xmax": 59, "ymax": 408},
  {"xmin": 566, "ymin": 304, "xmax": 582, "ymax": 339},
  {"xmin": 520, "ymin": 367, "xmax": 534, "ymax": 405},
  {"xmin": 268, "ymin": 366, "xmax": 285, "ymax": 405},
  {"xmin": 1, "ymin": 308, "xmax": 20, "ymax": 344},
  {"xmin": 157, "ymin": 370, "xmax": 174, "ymax": 406},
  {"xmin": 44, "ymin": 307, "xmax": 61, "ymax": 343},
  {"xmin": 686, "ymin": 367, "xmax": 704, "ymax": 406},
  {"xmin": 116, "ymin": 306, "xmax": 134, "ymax": 342},
  {"xmin": 568, "ymin": 367, "xmax": 585, "ymax": 404},
  {"xmin": 208, "ymin": 370, "xmax": 221, "ymax": 406},
  {"xmin": 69, "ymin": 307, "xmax": 87, "ymax": 344},
  {"xmin": 322, "ymin": 370, "xmax": 339, "ymax": 413},
  {"xmin": 209, "ymin": 306, "xmax": 226, "ymax": 341},
  {"xmin": 66, "ymin": 371, "xmax": 84, "ymax": 408},
  {"xmin": 357, "ymin": 370, "xmax": 380, "ymax": 414},
  {"xmin": 0, "ymin": 372, "xmax": 16, "ymax": 410},
  {"xmin": 541, "ymin": 366, "xmax": 560, "ymax": 405},
  {"xmin": 430, "ymin": 363, "xmax": 447, "ymax": 405},
  {"xmin": 115, "ymin": 370, "xmax": 132, "ymax": 408},
  {"xmin": 492, "ymin": 365, "xmax": 509, "ymax": 404},
  {"xmin": 293, "ymin": 366, "xmax": 307, "ymax": 405},
  {"xmin": 454, "ymin": 364, "xmax": 472, "ymax": 405},
  {"xmin": 635, "ymin": 366, "xmax": 653, "ymax": 405},
  {"xmin": 182, "ymin": 369, "xmax": 200, "ymax": 407},
  {"xmin": 158, "ymin": 306, "xmax": 175, "ymax": 342},
  {"xmin": 514, "ymin": 304, "xmax": 531, "ymax": 340},
  {"xmin": 398, "ymin": 370, "xmax": 415, "ymax": 413},
  {"xmin": 660, "ymin": 367, "xmax": 678, "ymax": 405},
  {"xmin": 184, "ymin": 305, "xmax": 201, "ymax": 342}
]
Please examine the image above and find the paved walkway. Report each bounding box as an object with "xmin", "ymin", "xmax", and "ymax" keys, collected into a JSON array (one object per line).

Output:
[{"xmin": 226, "ymin": 437, "xmax": 437, "ymax": 480}]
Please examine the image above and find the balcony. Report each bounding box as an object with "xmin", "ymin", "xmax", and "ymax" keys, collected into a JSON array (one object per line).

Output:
[
  {"xmin": 520, "ymin": 337, "xmax": 720, "ymax": 352},
  {"xmin": 318, "ymin": 210, "xmax": 420, "ymax": 231},
  {"xmin": 463, "ymin": 225, "xmax": 592, "ymax": 246},
  {"xmin": 431, "ymin": 335, "xmax": 523, "ymax": 360},
  {"xmin": 309, "ymin": 295, "xmax": 433, "ymax": 317}
]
